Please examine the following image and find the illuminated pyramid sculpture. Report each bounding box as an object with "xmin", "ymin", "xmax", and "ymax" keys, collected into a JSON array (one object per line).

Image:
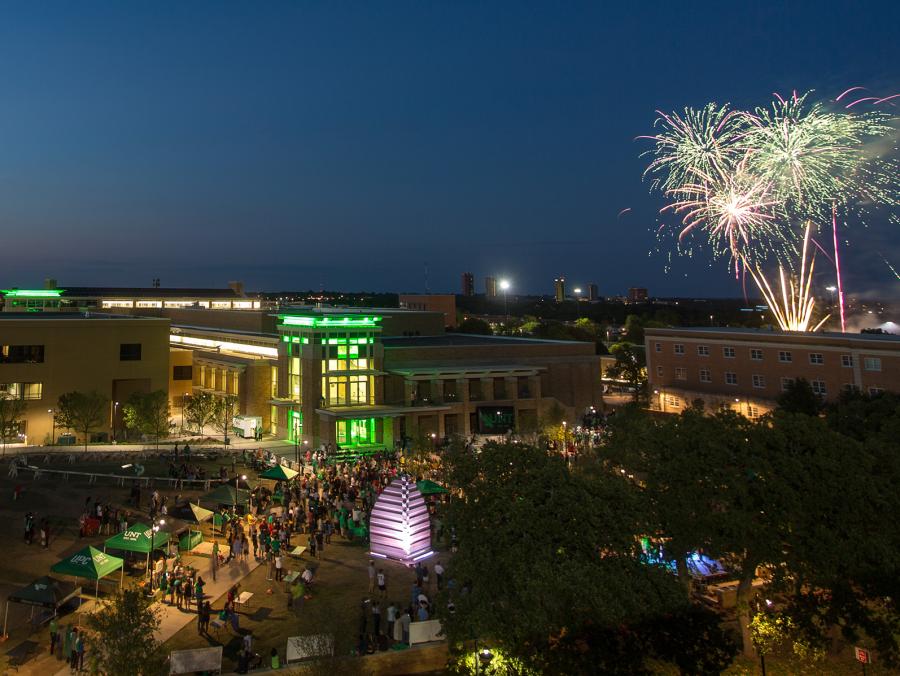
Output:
[{"xmin": 370, "ymin": 475, "xmax": 433, "ymax": 566}]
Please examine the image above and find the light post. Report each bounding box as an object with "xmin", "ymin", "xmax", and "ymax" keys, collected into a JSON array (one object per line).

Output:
[
  {"xmin": 826, "ymin": 285, "xmax": 837, "ymax": 312},
  {"xmin": 499, "ymin": 279, "xmax": 511, "ymax": 330},
  {"xmin": 237, "ymin": 474, "xmax": 247, "ymax": 515},
  {"xmin": 48, "ymin": 409, "xmax": 56, "ymax": 445},
  {"xmin": 562, "ymin": 420, "xmax": 568, "ymax": 465},
  {"xmin": 573, "ymin": 287, "xmax": 582, "ymax": 318},
  {"xmin": 113, "ymin": 401, "xmax": 119, "ymax": 442},
  {"xmin": 181, "ymin": 393, "xmax": 187, "ymax": 433}
]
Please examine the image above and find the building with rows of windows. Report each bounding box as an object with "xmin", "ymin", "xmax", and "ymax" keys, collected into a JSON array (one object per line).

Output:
[{"xmin": 645, "ymin": 327, "xmax": 900, "ymax": 417}]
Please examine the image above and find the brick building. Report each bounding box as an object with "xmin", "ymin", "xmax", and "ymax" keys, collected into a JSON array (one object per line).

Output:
[{"xmin": 645, "ymin": 327, "xmax": 900, "ymax": 418}]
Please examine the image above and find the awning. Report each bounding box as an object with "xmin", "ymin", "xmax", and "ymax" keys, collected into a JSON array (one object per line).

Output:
[
  {"xmin": 259, "ymin": 464, "xmax": 299, "ymax": 481},
  {"xmin": 103, "ymin": 523, "xmax": 169, "ymax": 554},
  {"xmin": 200, "ymin": 484, "xmax": 251, "ymax": 506},
  {"xmin": 168, "ymin": 502, "xmax": 214, "ymax": 525},
  {"xmin": 7, "ymin": 576, "xmax": 80, "ymax": 610},
  {"xmin": 416, "ymin": 480, "xmax": 449, "ymax": 495},
  {"xmin": 51, "ymin": 547, "xmax": 123, "ymax": 581}
]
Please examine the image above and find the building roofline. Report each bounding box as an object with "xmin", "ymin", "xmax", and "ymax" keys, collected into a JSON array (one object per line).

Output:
[{"xmin": 644, "ymin": 326, "xmax": 900, "ymax": 344}]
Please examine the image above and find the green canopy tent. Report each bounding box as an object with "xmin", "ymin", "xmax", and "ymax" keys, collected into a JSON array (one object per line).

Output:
[
  {"xmin": 200, "ymin": 484, "xmax": 251, "ymax": 507},
  {"xmin": 169, "ymin": 503, "xmax": 213, "ymax": 551},
  {"xmin": 259, "ymin": 464, "xmax": 299, "ymax": 481},
  {"xmin": 103, "ymin": 523, "xmax": 170, "ymax": 574},
  {"xmin": 416, "ymin": 479, "xmax": 449, "ymax": 495},
  {"xmin": 3, "ymin": 576, "xmax": 81, "ymax": 638},
  {"xmin": 50, "ymin": 546, "xmax": 124, "ymax": 598}
]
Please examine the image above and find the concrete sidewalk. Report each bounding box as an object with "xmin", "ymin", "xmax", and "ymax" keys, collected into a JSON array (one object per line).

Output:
[{"xmin": 15, "ymin": 553, "xmax": 262, "ymax": 676}]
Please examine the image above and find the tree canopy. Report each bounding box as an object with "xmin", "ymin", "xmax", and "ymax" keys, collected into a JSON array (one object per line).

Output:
[
  {"xmin": 123, "ymin": 390, "xmax": 170, "ymax": 449},
  {"xmin": 57, "ymin": 390, "xmax": 109, "ymax": 451},
  {"xmin": 85, "ymin": 589, "xmax": 165, "ymax": 676}
]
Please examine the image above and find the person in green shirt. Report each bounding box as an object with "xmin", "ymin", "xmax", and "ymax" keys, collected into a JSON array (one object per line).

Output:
[
  {"xmin": 270, "ymin": 647, "xmax": 280, "ymax": 669},
  {"xmin": 211, "ymin": 540, "xmax": 219, "ymax": 582},
  {"xmin": 49, "ymin": 617, "xmax": 59, "ymax": 654}
]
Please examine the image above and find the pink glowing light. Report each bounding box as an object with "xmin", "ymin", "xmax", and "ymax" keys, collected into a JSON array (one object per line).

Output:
[
  {"xmin": 832, "ymin": 204, "xmax": 846, "ymax": 333},
  {"xmin": 369, "ymin": 475, "xmax": 433, "ymax": 566}
]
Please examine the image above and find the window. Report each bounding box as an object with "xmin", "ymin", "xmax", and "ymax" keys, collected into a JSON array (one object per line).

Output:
[
  {"xmin": 725, "ymin": 372, "xmax": 738, "ymax": 385},
  {"xmin": 119, "ymin": 343, "xmax": 142, "ymax": 361},
  {"xmin": 675, "ymin": 367, "xmax": 687, "ymax": 381},
  {"xmin": 699, "ymin": 368, "xmax": 711, "ymax": 383},
  {"xmin": 173, "ymin": 365, "xmax": 193, "ymax": 381},
  {"xmin": 655, "ymin": 342, "xmax": 662, "ymax": 353},
  {"xmin": 697, "ymin": 345, "xmax": 709, "ymax": 356},
  {"xmin": 747, "ymin": 404, "xmax": 760, "ymax": 419},
  {"xmin": 674, "ymin": 344, "xmax": 684, "ymax": 355},
  {"xmin": 864, "ymin": 357, "xmax": 882, "ymax": 372},
  {"xmin": 750, "ymin": 349, "xmax": 763, "ymax": 361},
  {"xmin": 0, "ymin": 382, "xmax": 42, "ymax": 400},
  {"xmin": 723, "ymin": 346, "xmax": 735, "ymax": 358},
  {"xmin": 869, "ymin": 387, "xmax": 885, "ymax": 396},
  {"xmin": 0, "ymin": 345, "xmax": 45, "ymax": 364},
  {"xmin": 665, "ymin": 395, "xmax": 681, "ymax": 408},
  {"xmin": 841, "ymin": 355, "xmax": 853, "ymax": 368},
  {"xmin": 781, "ymin": 377, "xmax": 795, "ymax": 391},
  {"xmin": 841, "ymin": 384, "xmax": 859, "ymax": 394},
  {"xmin": 779, "ymin": 351, "xmax": 792, "ymax": 363},
  {"xmin": 811, "ymin": 380, "xmax": 827, "ymax": 396},
  {"xmin": 656, "ymin": 366, "xmax": 663, "ymax": 377},
  {"xmin": 809, "ymin": 353, "xmax": 824, "ymax": 365},
  {"xmin": 752, "ymin": 374, "xmax": 766, "ymax": 389}
]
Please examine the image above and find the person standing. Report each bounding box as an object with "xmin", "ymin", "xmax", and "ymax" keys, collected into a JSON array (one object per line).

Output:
[
  {"xmin": 386, "ymin": 602, "xmax": 397, "ymax": 643},
  {"xmin": 434, "ymin": 561, "xmax": 445, "ymax": 591},
  {"xmin": 367, "ymin": 560, "xmax": 376, "ymax": 593},
  {"xmin": 211, "ymin": 540, "xmax": 219, "ymax": 582},
  {"xmin": 371, "ymin": 601, "xmax": 381, "ymax": 636},
  {"xmin": 49, "ymin": 616, "xmax": 59, "ymax": 654},
  {"xmin": 399, "ymin": 610, "xmax": 411, "ymax": 645},
  {"xmin": 69, "ymin": 628, "xmax": 79, "ymax": 670},
  {"xmin": 376, "ymin": 569, "xmax": 387, "ymax": 599},
  {"xmin": 274, "ymin": 553, "xmax": 284, "ymax": 581}
]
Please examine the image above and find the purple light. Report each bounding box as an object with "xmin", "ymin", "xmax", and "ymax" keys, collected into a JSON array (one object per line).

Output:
[{"xmin": 369, "ymin": 475, "xmax": 433, "ymax": 566}]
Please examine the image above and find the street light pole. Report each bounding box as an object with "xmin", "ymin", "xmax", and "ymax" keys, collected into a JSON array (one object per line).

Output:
[{"xmin": 499, "ymin": 279, "xmax": 511, "ymax": 330}]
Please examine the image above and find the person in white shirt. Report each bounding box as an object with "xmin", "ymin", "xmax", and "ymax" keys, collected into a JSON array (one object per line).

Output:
[
  {"xmin": 434, "ymin": 561, "xmax": 445, "ymax": 590},
  {"xmin": 376, "ymin": 569, "xmax": 387, "ymax": 598}
]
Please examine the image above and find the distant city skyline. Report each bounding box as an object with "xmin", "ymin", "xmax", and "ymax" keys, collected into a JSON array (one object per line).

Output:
[{"xmin": 0, "ymin": 3, "xmax": 897, "ymax": 297}]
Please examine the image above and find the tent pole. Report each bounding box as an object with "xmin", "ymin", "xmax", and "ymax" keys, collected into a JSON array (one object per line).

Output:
[
  {"xmin": 120, "ymin": 566, "xmax": 124, "ymax": 589},
  {"xmin": 95, "ymin": 579, "xmax": 99, "ymax": 598},
  {"xmin": 3, "ymin": 601, "xmax": 8, "ymax": 638}
]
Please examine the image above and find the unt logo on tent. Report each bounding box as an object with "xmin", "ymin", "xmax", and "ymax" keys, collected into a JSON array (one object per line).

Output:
[
  {"xmin": 34, "ymin": 584, "xmax": 47, "ymax": 591},
  {"xmin": 123, "ymin": 529, "xmax": 151, "ymax": 541},
  {"xmin": 72, "ymin": 555, "xmax": 91, "ymax": 565}
]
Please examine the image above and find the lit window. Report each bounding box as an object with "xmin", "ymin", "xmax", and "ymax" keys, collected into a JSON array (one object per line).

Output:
[
  {"xmin": 725, "ymin": 372, "xmax": 738, "ymax": 385},
  {"xmin": 841, "ymin": 355, "xmax": 853, "ymax": 368},
  {"xmin": 675, "ymin": 367, "xmax": 687, "ymax": 381},
  {"xmin": 665, "ymin": 395, "xmax": 680, "ymax": 408},
  {"xmin": 781, "ymin": 377, "xmax": 795, "ymax": 391},
  {"xmin": 697, "ymin": 345, "xmax": 709, "ymax": 356},
  {"xmin": 674, "ymin": 344, "xmax": 684, "ymax": 355},
  {"xmin": 809, "ymin": 353, "xmax": 824, "ymax": 365},
  {"xmin": 811, "ymin": 380, "xmax": 827, "ymax": 396},
  {"xmin": 723, "ymin": 347, "xmax": 735, "ymax": 358},
  {"xmin": 869, "ymin": 387, "xmax": 884, "ymax": 396},
  {"xmin": 779, "ymin": 351, "xmax": 792, "ymax": 363},
  {"xmin": 699, "ymin": 369, "xmax": 711, "ymax": 383},
  {"xmin": 864, "ymin": 357, "xmax": 882, "ymax": 372},
  {"xmin": 655, "ymin": 342, "xmax": 662, "ymax": 352},
  {"xmin": 752, "ymin": 375, "xmax": 765, "ymax": 389},
  {"xmin": 747, "ymin": 404, "xmax": 760, "ymax": 419},
  {"xmin": 750, "ymin": 349, "xmax": 763, "ymax": 361}
]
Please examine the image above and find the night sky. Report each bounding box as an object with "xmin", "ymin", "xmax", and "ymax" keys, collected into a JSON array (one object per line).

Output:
[{"xmin": 0, "ymin": 2, "xmax": 897, "ymax": 297}]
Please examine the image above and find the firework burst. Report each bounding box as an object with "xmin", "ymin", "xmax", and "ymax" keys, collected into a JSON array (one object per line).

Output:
[{"xmin": 639, "ymin": 102, "xmax": 748, "ymax": 195}]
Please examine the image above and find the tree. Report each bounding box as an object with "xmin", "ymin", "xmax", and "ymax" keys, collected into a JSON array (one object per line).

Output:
[
  {"xmin": 776, "ymin": 378, "xmax": 822, "ymax": 416},
  {"xmin": 57, "ymin": 390, "xmax": 109, "ymax": 451},
  {"xmin": 122, "ymin": 390, "xmax": 170, "ymax": 449},
  {"xmin": 458, "ymin": 317, "xmax": 492, "ymax": 335},
  {"xmin": 623, "ymin": 314, "xmax": 645, "ymax": 344},
  {"xmin": 184, "ymin": 391, "xmax": 218, "ymax": 435},
  {"xmin": 85, "ymin": 588, "xmax": 165, "ymax": 676},
  {"xmin": 212, "ymin": 395, "xmax": 238, "ymax": 445},
  {"xmin": 605, "ymin": 341, "xmax": 647, "ymax": 403},
  {"xmin": 0, "ymin": 392, "xmax": 27, "ymax": 455},
  {"xmin": 437, "ymin": 441, "xmax": 687, "ymax": 674}
]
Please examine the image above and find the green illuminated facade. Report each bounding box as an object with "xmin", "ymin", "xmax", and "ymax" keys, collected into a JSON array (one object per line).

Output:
[{"xmin": 274, "ymin": 309, "xmax": 393, "ymax": 450}]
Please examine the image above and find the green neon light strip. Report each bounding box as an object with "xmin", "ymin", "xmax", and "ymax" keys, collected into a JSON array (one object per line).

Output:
[
  {"xmin": 279, "ymin": 315, "xmax": 382, "ymax": 328},
  {"xmin": 2, "ymin": 289, "xmax": 65, "ymax": 298},
  {"xmin": 282, "ymin": 335, "xmax": 290, "ymax": 343}
]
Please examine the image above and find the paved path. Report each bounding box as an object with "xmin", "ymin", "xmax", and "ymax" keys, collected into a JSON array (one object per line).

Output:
[{"xmin": 14, "ymin": 553, "xmax": 262, "ymax": 676}]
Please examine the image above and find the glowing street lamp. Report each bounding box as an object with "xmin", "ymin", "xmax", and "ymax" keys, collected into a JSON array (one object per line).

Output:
[{"xmin": 499, "ymin": 279, "xmax": 511, "ymax": 326}]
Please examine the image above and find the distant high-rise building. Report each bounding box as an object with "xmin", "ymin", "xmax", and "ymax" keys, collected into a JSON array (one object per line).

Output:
[
  {"xmin": 628, "ymin": 287, "xmax": 648, "ymax": 303},
  {"xmin": 485, "ymin": 276, "xmax": 497, "ymax": 298},
  {"xmin": 461, "ymin": 272, "xmax": 475, "ymax": 297},
  {"xmin": 554, "ymin": 277, "xmax": 566, "ymax": 303},
  {"xmin": 588, "ymin": 283, "xmax": 599, "ymax": 301}
]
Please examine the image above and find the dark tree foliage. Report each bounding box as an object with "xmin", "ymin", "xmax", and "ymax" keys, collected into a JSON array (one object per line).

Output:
[{"xmin": 776, "ymin": 377, "xmax": 822, "ymax": 416}]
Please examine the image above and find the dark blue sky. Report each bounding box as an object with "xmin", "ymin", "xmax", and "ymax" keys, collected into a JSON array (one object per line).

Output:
[{"xmin": 0, "ymin": 2, "xmax": 897, "ymax": 296}]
